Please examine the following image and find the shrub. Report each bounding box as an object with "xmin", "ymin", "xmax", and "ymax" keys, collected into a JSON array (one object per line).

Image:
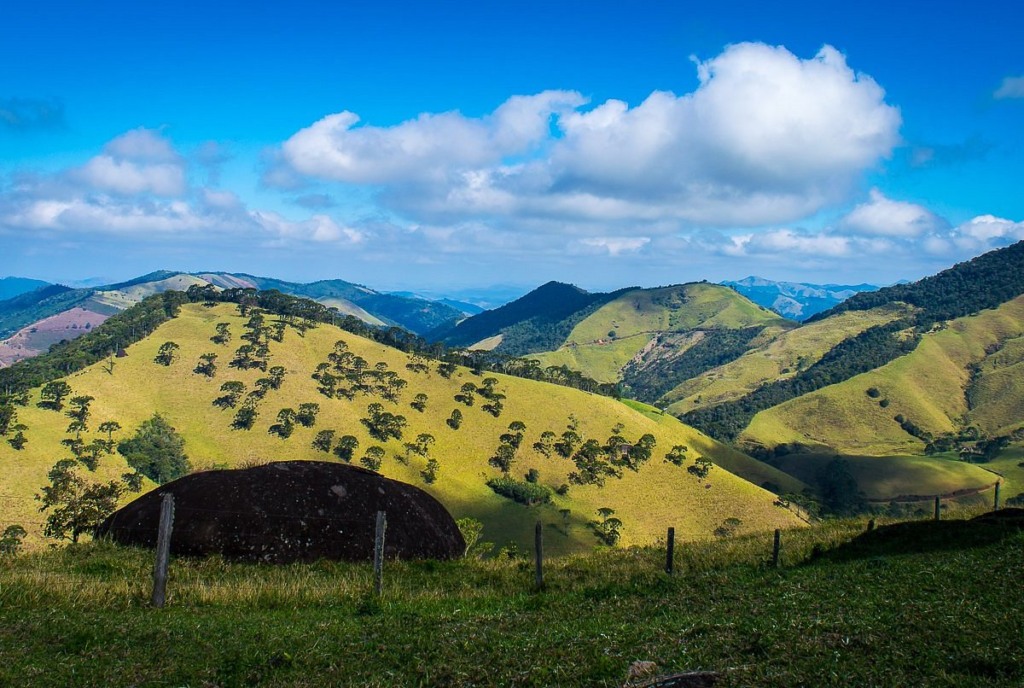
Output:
[{"xmin": 486, "ymin": 477, "xmax": 551, "ymax": 505}]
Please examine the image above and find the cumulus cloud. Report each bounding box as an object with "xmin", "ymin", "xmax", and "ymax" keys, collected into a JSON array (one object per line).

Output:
[
  {"xmin": 0, "ymin": 97, "xmax": 65, "ymax": 130},
  {"xmin": 280, "ymin": 90, "xmax": 585, "ymax": 184},
  {"xmin": 276, "ymin": 43, "xmax": 900, "ymax": 232},
  {"xmin": 74, "ymin": 128, "xmax": 186, "ymax": 197},
  {"xmin": 994, "ymin": 76, "xmax": 1024, "ymax": 99},
  {"xmin": 840, "ymin": 189, "xmax": 946, "ymax": 237},
  {"xmin": 0, "ymin": 128, "xmax": 363, "ymax": 250},
  {"xmin": 576, "ymin": 236, "xmax": 650, "ymax": 256}
]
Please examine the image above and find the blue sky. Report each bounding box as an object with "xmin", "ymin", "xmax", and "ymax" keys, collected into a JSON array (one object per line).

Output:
[{"xmin": 1, "ymin": 1, "xmax": 1021, "ymax": 292}]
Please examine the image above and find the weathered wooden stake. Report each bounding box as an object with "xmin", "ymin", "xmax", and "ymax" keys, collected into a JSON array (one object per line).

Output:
[
  {"xmin": 665, "ymin": 527, "xmax": 675, "ymax": 576},
  {"xmin": 994, "ymin": 482, "xmax": 1001, "ymax": 511},
  {"xmin": 151, "ymin": 493, "xmax": 175, "ymax": 608},
  {"xmin": 534, "ymin": 521, "xmax": 544, "ymax": 589},
  {"xmin": 772, "ymin": 528, "xmax": 781, "ymax": 569},
  {"xmin": 867, "ymin": 519, "xmax": 875, "ymax": 532},
  {"xmin": 374, "ymin": 510, "xmax": 387, "ymax": 596},
  {"xmin": 933, "ymin": 496, "xmax": 941, "ymax": 521}
]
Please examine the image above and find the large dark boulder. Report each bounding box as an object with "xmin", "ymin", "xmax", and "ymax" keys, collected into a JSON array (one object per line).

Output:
[{"xmin": 97, "ymin": 461, "xmax": 465, "ymax": 563}]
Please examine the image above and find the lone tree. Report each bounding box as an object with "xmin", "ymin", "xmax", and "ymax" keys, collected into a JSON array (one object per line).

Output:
[
  {"xmin": 410, "ymin": 393, "xmax": 428, "ymax": 412},
  {"xmin": 36, "ymin": 459, "xmax": 124, "ymax": 543},
  {"xmin": 154, "ymin": 341, "xmax": 180, "ymax": 366},
  {"xmin": 117, "ymin": 414, "xmax": 190, "ymax": 484},
  {"xmin": 194, "ymin": 353, "xmax": 218, "ymax": 378}
]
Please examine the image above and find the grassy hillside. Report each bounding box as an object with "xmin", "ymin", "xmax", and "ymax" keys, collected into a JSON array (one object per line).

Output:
[
  {"xmin": 663, "ymin": 305, "xmax": 909, "ymax": 415},
  {"xmin": 533, "ymin": 284, "xmax": 790, "ymax": 384},
  {"xmin": 0, "ymin": 303, "xmax": 801, "ymax": 554},
  {"xmin": 768, "ymin": 452, "xmax": 998, "ymax": 503},
  {"xmin": 742, "ymin": 295, "xmax": 1024, "ymax": 455},
  {"xmin": 2, "ymin": 514, "xmax": 1020, "ymax": 687}
]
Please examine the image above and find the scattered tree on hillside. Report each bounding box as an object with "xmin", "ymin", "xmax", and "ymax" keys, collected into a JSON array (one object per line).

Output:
[
  {"xmin": 194, "ymin": 352, "xmax": 218, "ymax": 377},
  {"xmin": 38, "ymin": 381, "xmax": 72, "ymax": 411},
  {"xmin": 437, "ymin": 361, "xmax": 457, "ymax": 379},
  {"xmin": 589, "ymin": 507, "xmax": 622, "ymax": 546},
  {"xmin": 455, "ymin": 383, "xmax": 476, "ymax": 407},
  {"xmin": 0, "ymin": 404, "xmax": 18, "ymax": 435},
  {"xmin": 65, "ymin": 395, "xmax": 95, "ymax": 436},
  {"xmin": 8, "ymin": 427, "xmax": 28, "ymax": 450},
  {"xmin": 687, "ymin": 457, "xmax": 713, "ymax": 480},
  {"xmin": 231, "ymin": 398, "xmax": 259, "ymax": 430},
  {"xmin": 406, "ymin": 355, "xmax": 430, "ymax": 375},
  {"xmin": 361, "ymin": 403, "xmax": 407, "ymax": 442},
  {"xmin": 295, "ymin": 402, "xmax": 320, "ymax": 427},
  {"xmin": 36, "ymin": 459, "xmax": 124, "ymax": 543},
  {"xmin": 211, "ymin": 322, "xmax": 231, "ymax": 345},
  {"xmin": 410, "ymin": 393, "xmax": 428, "ymax": 412},
  {"xmin": 312, "ymin": 429, "xmax": 335, "ymax": 453},
  {"xmin": 361, "ymin": 445, "xmax": 385, "ymax": 471},
  {"xmin": 817, "ymin": 457, "xmax": 866, "ymax": 515},
  {"xmin": 268, "ymin": 408, "xmax": 296, "ymax": 438},
  {"xmin": 213, "ymin": 381, "xmax": 246, "ymax": 409},
  {"xmin": 0, "ymin": 524, "xmax": 27, "ymax": 555},
  {"xmin": 532, "ymin": 430, "xmax": 556, "ymax": 458},
  {"xmin": 446, "ymin": 409, "xmax": 463, "ymax": 430},
  {"xmin": 267, "ymin": 366, "xmax": 287, "ymax": 390},
  {"xmin": 154, "ymin": 341, "xmax": 180, "ymax": 366},
  {"xmin": 664, "ymin": 444, "xmax": 688, "ymax": 466},
  {"xmin": 334, "ymin": 435, "xmax": 359, "ymax": 462},
  {"xmin": 421, "ymin": 458, "xmax": 440, "ymax": 484},
  {"xmin": 117, "ymin": 414, "xmax": 190, "ymax": 484},
  {"xmin": 97, "ymin": 421, "xmax": 122, "ymax": 453}
]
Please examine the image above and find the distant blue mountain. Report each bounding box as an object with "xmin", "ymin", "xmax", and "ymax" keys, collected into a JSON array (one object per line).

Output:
[
  {"xmin": 0, "ymin": 276, "xmax": 51, "ymax": 301},
  {"xmin": 721, "ymin": 276, "xmax": 879, "ymax": 321}
]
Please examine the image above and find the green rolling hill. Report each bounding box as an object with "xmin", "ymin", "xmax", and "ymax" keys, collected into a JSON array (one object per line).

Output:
[{"xmin": 0, "ymin": 298, "xmax": 802, "ymax": 555}]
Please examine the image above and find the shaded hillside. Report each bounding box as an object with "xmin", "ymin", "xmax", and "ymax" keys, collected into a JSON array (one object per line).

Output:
[
  {"xmin": 811, "ymin": 239, "xmax": 1024, "ymax": 324},
  {"xmin": 662, "ymin": 306, "xmax": 910, "ymax": 416},
  {"xmin": 538, "ymin": 283, "xmax": 791, "ymax": 387},
  {"xmin": 0, "ymin": 302, "xmax": 802, "ymax": 554},
  {"xmin": 0, "ymin": 277, "xmax": 51, "ymax": 301},
  {"xmin": 684, "ymin": 242, "xmax": 1024, "ymax": 444},
  {"xmin": 742, "ymin": 295, "xmax": 1024, "ymax": 455},
  {"xmin": 431, "ymin": 281, "xmax": 628, "ymax": 354},
  {"xmin": 0, "ymin": 285, "xmax": 94, "ymax": 340},
  {"xmin": 722, "ymin": 276, "xmax": 877, "ymax": 320}
]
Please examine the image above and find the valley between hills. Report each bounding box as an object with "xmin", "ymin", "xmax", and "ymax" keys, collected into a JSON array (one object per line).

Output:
[{"xmin": 1, "ymin": 241, "xmax": 1024, "ymax": 554}]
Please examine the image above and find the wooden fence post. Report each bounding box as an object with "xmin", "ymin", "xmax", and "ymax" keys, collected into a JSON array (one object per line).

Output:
[
  {"xmin": 994, "ymin": 482, "xmax": 1001, "ymax": 511},
  {"xmin": 534, "ymin": 521, "xmax": 544, "ymax": 590},
  {"xmin": 665, "ymin": 527, "xmax": 675, "ymax": 576},
  {"xmin": 151, "ymin": 493, "xmax": 175, "ymax": 608},
  {"xmin": 374, "ymin": 510, "xmax": 386, "ymax": 596},
  {"xmin": 933, "ymin": 496, "xmax": 941, "ymax": 521},
  {"xmin": 867, "ymin": 519, "xmax": 875, "ymax": 532},
  {"xmin": 772, "ymin": 528, "xmax": 781, "ymax": 569}
]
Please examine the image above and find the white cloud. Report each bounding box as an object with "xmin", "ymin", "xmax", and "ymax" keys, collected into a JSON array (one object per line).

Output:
[
  {"xmin": 994, "ymin": 76, "xmax": 1024, "ymax": 99},
  {"xmin": 0, "ymin": 128, "xmax": 364, "ymax": 251},
  {"xmin": 953, "ymin": 215, "xmax": 1024, "ymax": 244},
  {"xmin": 841, "ymin": 189, "xmax": 946, "ymax": 237},
  {"xmin": 577, "ymin": 236, "xmax": 650, "ymax": 256},
  {"xmin": 77, "ymin": 156, "xmax": 186, "ymax": 197},
  {"xmin": 74, "ymin": 128, "xmax": 186, "ymax": 197},
  {"xmin": 277, "ymin": 43, "xmax": 900, "ymax": 231},
  {"xmin": 723, "ymin": 228, "xmax": 854, "ymax": 258},
  {"xmin": 280, "ymin": 90, "xmax": 585, "ymax": 184}
]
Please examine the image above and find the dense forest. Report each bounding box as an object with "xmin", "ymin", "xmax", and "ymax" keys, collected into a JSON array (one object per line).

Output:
[{"xmin": 811, "ymin": 239, "xmax": 1024, "ymax": 325}]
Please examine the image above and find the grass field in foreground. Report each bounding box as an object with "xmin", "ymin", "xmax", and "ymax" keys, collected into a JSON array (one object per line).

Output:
[{"xmin": 0, "ymin": 511, "xmax": 1020, "ymax": 687}]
